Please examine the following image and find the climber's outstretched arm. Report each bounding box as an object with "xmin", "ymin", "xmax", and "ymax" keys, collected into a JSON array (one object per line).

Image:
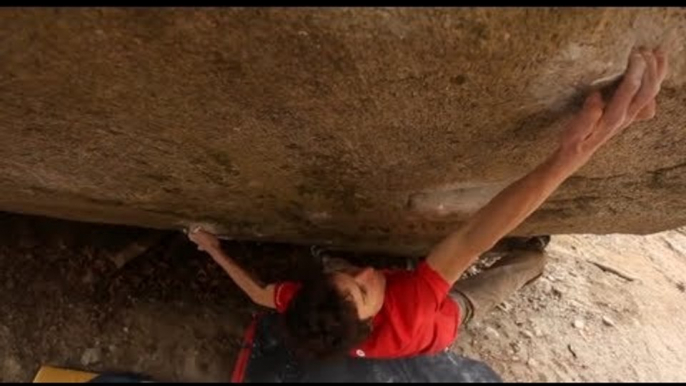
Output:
[{"xmin": 427, "ymin": 47, "xmax": 668, "ymax": 285}]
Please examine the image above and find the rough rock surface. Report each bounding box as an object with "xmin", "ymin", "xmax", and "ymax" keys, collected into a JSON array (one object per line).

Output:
[{"xmin": 1, "ymin": 8, "xmax": 685, "ymax": 254}]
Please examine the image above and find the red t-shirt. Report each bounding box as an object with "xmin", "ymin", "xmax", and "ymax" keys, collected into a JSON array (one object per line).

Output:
[{"xmin": 273, "ymin": 261, "xmax": 461, "ymax": 359}]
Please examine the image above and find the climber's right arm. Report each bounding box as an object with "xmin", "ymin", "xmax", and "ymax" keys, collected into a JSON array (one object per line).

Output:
[{"xmin": 427, "ymin": 47, "xmax": 667, "ymax": 286}]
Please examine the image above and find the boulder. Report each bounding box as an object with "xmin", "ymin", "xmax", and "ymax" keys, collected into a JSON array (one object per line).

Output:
[{"xmin": 1, "ymin": 8, "xmax": 685, "ymax": 255}]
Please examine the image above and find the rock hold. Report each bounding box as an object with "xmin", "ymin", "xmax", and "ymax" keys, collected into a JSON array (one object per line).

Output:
[{"xmin": 602, "ymin": 316, "xmax": 616, "ymax": 327}]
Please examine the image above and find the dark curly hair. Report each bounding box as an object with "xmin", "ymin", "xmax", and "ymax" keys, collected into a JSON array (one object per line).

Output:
[{"xmin": 280, "ymin": 272, "xmax": 371, "ymax": 360}]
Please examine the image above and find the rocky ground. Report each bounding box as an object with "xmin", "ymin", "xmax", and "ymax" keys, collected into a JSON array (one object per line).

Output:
[
  {"xmin": 455, "ymin": 229, "xmax": 686, "ymax": 382},
  {"xmin": 1, "ymin": 211, "xmax": 685, "ymax": 382}
]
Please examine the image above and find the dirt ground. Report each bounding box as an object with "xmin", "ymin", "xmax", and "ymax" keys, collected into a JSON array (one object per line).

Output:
[
  {"xmin": 1, "ymin": 212, "xmax": 685, "ymax": 382},
  {"xmin": 454, "ymin": 228, "xmax": 686, "ymax": 382}
]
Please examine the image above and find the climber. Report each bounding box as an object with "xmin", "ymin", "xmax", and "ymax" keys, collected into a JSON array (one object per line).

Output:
[{"xmin": 188, "ymin": 47, "xmax": 668, "ymax": 360}]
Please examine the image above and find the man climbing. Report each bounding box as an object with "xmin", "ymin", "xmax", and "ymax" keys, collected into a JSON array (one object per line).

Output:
[{"xmin": 189, "ymin": 47, "xmax": 668, "ymax": 360}]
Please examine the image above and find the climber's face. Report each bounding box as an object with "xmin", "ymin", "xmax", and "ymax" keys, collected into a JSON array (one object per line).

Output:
[{"xmin": 331, "ymin": 266, "xmax": 387, "ymax": 320}]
